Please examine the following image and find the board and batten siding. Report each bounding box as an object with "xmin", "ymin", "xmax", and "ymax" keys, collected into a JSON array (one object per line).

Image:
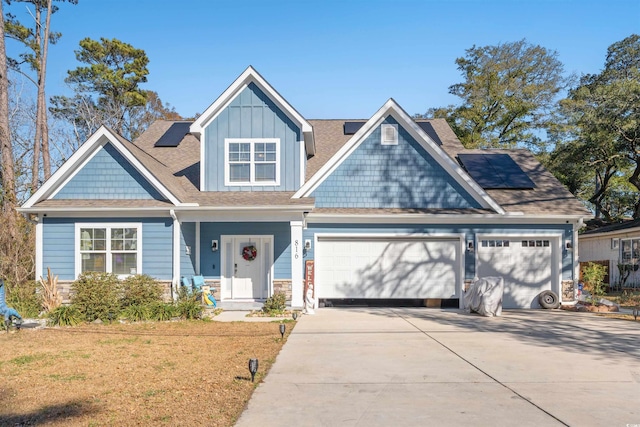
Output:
[
  {"xmin": 203, "ymin": 83, "xmax": 302, "ymax": 191},
  {"xmin": 42, "ymin": 217, "xmax": 174, "ymax": 280},
  {"xmin": 53, "ymin": 143, "xmax": 165, "ymax": 200},
  {"xmin": 199, "ymin": 222, "xmax": 291, "ymax": 279},
  {"xmin": 304, "ymin": 223, "xmax": 575, "ymax": 281},
  {"xmin": 311, "ymin": 116, "xmax": 482, "ymax": 209}
]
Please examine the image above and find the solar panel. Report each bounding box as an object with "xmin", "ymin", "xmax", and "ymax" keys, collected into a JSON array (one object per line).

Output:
[
  {"xmin": 415, "ymin": 121, "xmax": 442, "ymax": 145},
  {"xmin": 458, "ymin": 153, "xmax": 535, "ymax": 189},
  {"xmin": 154, "ymin": 122, "xmax": 191, "ymax": 147},
  {"xmin": 343, "ymin": 121, "xmax": 366, "ymax": 135}
]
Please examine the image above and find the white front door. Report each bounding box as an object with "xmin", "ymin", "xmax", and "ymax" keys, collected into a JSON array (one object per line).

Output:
[{"xmin": 221, "ymin": 236, "xmax": 272, "ymax": 300}]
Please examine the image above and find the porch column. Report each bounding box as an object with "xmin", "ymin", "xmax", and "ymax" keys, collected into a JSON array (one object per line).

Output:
[
  {"xmin": 170, "ymin": 210, "xmax": 181, "ymax": 300},
  {"xmin": 290, "ymin": 220, "xmax": 304, "ymax": 308}
]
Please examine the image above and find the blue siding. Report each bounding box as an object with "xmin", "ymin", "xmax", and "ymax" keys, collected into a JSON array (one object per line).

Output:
[
  {"xmin": 304, "ymin": 223, "xmax": 574, "ymax": 281},
  {"xmin": 42, "ymin": 217, "xmax": 173, "ymax": 281},
  {"xmin": 311, "ymin": 116, "xmax": 481, "ymax": 209},
  {"xmin": 203, "ymin": 83, "xmax": 301, "ymax": 191},
  {"xmin": 42, "ymin": 219, "xmax": 75, "ymax": 280},
  {"xmin": 53, "ymin": 143, "xmax": 165, "ymax": 200},
  {"xmin": 180, "ymin": 222, "xmax": 197, "ymax": 277},
  {"xmin": 199, "ymin": 222, "xmax": 290, "ymax": 279}
]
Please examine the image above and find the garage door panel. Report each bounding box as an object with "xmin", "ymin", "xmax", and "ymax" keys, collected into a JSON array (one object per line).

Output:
[
  {"xmin": 317, "ymin": 238, "xmax": 459, "ymax": 299},
  {"xmin": 477, "ymin": 238, "xmax": 557, "ymax": 309}
]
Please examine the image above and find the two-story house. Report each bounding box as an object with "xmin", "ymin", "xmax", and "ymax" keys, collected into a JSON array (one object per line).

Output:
[{"xmin": 19, "ymin": 67, "xmax": 591, "ymax": 309}]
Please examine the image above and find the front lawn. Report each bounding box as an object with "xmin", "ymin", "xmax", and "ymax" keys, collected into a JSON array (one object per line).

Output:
[{"xmin": 0, "ymin": 320, "xmax": 290, "ymax": 426}]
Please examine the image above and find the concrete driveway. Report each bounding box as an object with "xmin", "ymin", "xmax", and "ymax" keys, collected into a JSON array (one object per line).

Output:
[{"xmin": 235, "ymin": 308, "xmax": 640, "ymax": 427}]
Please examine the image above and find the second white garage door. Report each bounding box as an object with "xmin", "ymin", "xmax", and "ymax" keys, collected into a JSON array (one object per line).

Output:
[
  {"xmin": 476, "ymin": 236, "xmax": 560, "ymax": 309},
  {"xmin": 315, "ymin": 236, "xmax": 461, "ymax": 299}
]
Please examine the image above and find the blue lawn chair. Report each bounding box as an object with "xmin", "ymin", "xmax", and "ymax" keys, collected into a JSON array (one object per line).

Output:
[{"xmin": 192, "ymin": 275, "xmax": 216, "ymax": 307}]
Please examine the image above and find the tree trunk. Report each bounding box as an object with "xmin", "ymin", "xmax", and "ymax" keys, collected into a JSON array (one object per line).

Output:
[
  {"xmin": 39, "ymin": 0, "xmax": 52, "ymax": 180},
  {"xmin": 629, "ymin": 159, "xmax": 640, "ymax": 219},
  {"xmin": 0, "ymin": 2, "xmax": 18, "ymax": 236}
]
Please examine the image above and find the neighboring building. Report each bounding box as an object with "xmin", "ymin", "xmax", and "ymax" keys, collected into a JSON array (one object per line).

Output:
[
  {"xmin": 19, "ymin": 67, "xmax": 591, "ymax": 309},
  {"xmin": 579, "ymin": 219, "xmax": 640, "ymax": 288}
]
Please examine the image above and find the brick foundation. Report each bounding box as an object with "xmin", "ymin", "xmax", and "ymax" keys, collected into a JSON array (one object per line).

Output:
[{"xmin": 273, "ymin": 280, "xmax": 292, "ymax": 302}]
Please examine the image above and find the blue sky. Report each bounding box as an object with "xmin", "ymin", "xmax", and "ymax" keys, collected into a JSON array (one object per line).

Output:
[{"xmin": 5, "ymin": 0, "xmax": 640, "ymax": 119}]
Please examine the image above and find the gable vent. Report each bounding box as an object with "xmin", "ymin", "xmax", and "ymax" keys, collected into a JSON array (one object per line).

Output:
[{"xmin": 381, "ymin": 124, "xmax": 398, "ymax": 145}]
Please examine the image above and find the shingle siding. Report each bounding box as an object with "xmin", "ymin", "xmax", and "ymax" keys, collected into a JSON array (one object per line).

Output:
[
  {"xmin": 53, "ymin": 143, "xmax": 165, "ymax": 200},
  {"xmin": 311, "ymin": 116, "xmax": 481, "ymax": 209}
]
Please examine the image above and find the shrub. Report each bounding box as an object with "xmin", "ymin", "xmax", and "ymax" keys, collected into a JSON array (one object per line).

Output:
[
  {"xmin": 262, "ymin": 292, "xmax": 286, "ymax": 315},
  {"xmin": 48, "ymin": 305, "xmax": 82, "ymax": 327},
  {"xmin": 149, "ymin": 302, "xmax": 176, "ymax": 321},
  {"xmin": 582, "ymin": 262, "xmax": 607, "ymax": 303},
  {"xmin": 39, "ymin": 268, "xmax": 61, "ymax": 313},
  {"xmin": 121, "ymin": 304, "xmax": 151, "ymax": 322},
  {"xmin": 120, "ymin": 275, "xmax": 163, "ymax": 308},
  {"xmin": 6, "ymin": 280, "xmax": 41, "ymax": 318},
  {"xmin": 175, "ymin": 286, "xmax": 202, "ymax": 320},
  {"xmin": 71, "ymin": 272, "xmax": 120, "ymax": 322}
]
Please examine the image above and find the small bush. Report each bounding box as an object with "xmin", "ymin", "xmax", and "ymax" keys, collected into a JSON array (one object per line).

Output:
[
  {"xmin": 120, "ymin": 275, "xmax": 163, "ymax": 308},
  {"xmin": 149, "ymin": 302, "xmax": 176, "ymax": 321},
  {"xmin": 121, "ymin": 304, "xmax": 151, "ymax": 322},
  {"xmin": 48, "ymin": 305, "xmax": 83, "ymax": 327},
  {"xmin": 6, "ymin": 280, "xmax": 41, "ymax": 318},
  {"xmin": 175, "ymin": 287, "xmax": 202, "ymax": 319},
  {"xmin": 583, "ymin": 262, "xmax": 607, "ymax": 303},
  {"xmin": 262, "ymin": 292, "xmax": 287, "ymax": 314},
  {"xmin": 71, "ymin": 272, "xmax": 120, "ymax": 322}
]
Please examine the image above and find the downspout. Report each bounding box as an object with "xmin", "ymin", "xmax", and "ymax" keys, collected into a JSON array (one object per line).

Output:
[{"xmin": 170, "ymin": 209, "xmax": 180, "ymax": 301}]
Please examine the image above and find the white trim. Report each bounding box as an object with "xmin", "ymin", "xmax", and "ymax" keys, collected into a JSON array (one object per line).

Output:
[
  {"xmin": 195, "ymin": 221, "xmax": 201, "ymax": 275},
  {"xmin": 381, "ymin": 123, "xmax": 398, "ymax": 145},
  {"xmin": 299, "ymin": 140, "xmax": 306, "ymax": 187},
  {"xmin": 290, "ymin": 221, "xmax": 304, "ymax": 308},
  {"xmin": 200, "ymin": 135, "xmax": 206, "ymax": 191},
  {"xmin": 74, "ymin": 222, "xmax": 143, "ymax": 279},
  {"xmin": 313, "ymin": 232, "xmax": 465, "ymax": 309},
  {"xmin": 224, "ymin": 138, "xmax": 281, "ymax": 186},
  {"xmin": 170, "ymin": 210, "xmax": 180, "ymax": 297},
  {"xmin": 292, "ymin": 99, "xmax": 505, "ymax": 215},
  {"xmin": 305, "ymin": 212, "xmax": 585, "ymax": 225},
  {"xmin": 22, "ymin": 126, "xmax": 182, "ymax": 209},
  {"xmin": 35, "ymin": 219, "xmax": 43, "ymax": 280}
]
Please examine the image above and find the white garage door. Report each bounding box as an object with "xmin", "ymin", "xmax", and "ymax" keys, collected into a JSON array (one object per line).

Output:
[
  {"xmin": 476, "ymin": 237, "xmax": 559, "ymax": 309},
  {"xmin": 315, "ymin": 237, "xmax": 460, "ymax": 299}
]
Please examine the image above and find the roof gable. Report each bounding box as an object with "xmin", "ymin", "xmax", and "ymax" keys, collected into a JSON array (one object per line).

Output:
[
  {"xmin": 52, "ymin": 142, "xmax": 165, "ymax": 200},
  {"xmin": 190, "ymin": 66, "xmax": 315, "ymax": 155},
  {"xmin": 22, "ymin": 126, "xmax": 183, "ymax": 209},
  {"xmin": 295, "ymin": 99, "xmax": 505, "ymax": 214},
  {"xmin": 310, "ymin": 116, "xmax": 483, "ymax": 209}
]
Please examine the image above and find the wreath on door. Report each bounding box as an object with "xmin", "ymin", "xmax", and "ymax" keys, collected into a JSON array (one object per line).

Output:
[{"xmin": 242, "ymin": 245, "xmax": 257, "ymax": 261}]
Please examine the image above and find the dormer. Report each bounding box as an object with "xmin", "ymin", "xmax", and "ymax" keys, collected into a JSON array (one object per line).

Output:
[{"xmin": 190, "ymin": 66, "xmax": 315, "ymax": 192}]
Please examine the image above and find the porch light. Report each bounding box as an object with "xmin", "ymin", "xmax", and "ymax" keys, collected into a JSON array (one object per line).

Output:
[
  {"xmin": 248, "ymin": 358, "xmax": 259, "ymax": 382},
  {"xmin": 279, "ymin": 323, "xmax": 286, "ymax": 339},
  {"xmin": 467, "ymin": 240, "xmax": 474, "ymax": 252}
]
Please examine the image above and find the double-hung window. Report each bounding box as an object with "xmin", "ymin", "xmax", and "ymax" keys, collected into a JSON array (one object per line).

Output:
[
  {"xmin": 76, "ymin": 223, "xmax": 142, "ymax": 277},
  {"xmin": 225, "ymin": 138, "xmax": 280, "ymax": 186}
]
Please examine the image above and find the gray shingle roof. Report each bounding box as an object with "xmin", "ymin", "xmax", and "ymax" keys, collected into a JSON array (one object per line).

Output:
[{"xmin": 37, "ymin": 118, "xmax": 589, "ymax": 216}]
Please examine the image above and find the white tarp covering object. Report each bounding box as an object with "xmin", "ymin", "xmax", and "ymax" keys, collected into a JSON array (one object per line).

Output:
[{"xmin": 464, "ymin": 276, "xmax": 504, "ymax": 317}]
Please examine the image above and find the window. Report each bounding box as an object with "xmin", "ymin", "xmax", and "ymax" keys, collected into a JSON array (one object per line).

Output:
[
  {"xmin": 481, "ymin": 239, "xmax": 510, "ymax": 248},
  {"xmin": 381, "ymin": 124, "xmax": 398, "ymax": 145},
  {"xmin": 225, "ymin": 139, "xmax": 280, "ymax": 186},
  {"xmin": 522, "ymin": 240, "xmax": 550, "ymax": 248},
  {"xmin": 621, "ymin": 238, "xmax": 640, "ymax": 264},
  {"xmin": 77, "ymin": 224, "xmax": 141, "ymax": 276}
]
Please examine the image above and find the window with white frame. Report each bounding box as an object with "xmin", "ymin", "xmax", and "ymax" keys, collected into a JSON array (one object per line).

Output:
[
  {"xmin": 225, "ymin": 138, "xmax": 280, "ymax": 185},
  {"xmin": 621, "ymin": 238, "xmax": 640, "ymax": 264},
  {"xmin": 77, "ymin": 224, "xmax": 141, "ymax": 276}
]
